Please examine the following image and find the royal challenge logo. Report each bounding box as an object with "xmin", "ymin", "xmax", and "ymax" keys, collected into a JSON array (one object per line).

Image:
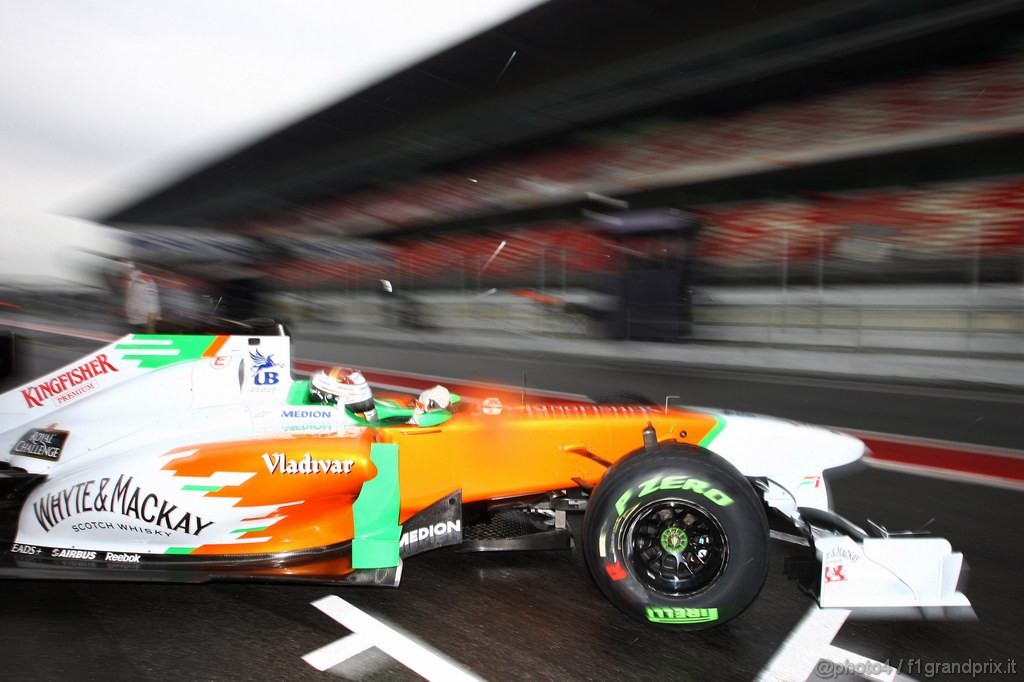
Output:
[{"xmin": 10, "ymin": 428, "xmax": 70, "ymax": 461}]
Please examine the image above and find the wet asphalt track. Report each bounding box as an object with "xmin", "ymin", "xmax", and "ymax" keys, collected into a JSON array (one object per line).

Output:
[{"xmin": 0, "ymin": 327, "xmax": 1020, "ymax": 681}]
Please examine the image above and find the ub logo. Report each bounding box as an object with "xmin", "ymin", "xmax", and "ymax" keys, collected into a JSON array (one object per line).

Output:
[{"xmin": 249, "ymin": 349, "xmax": 284, "ymax": 386}]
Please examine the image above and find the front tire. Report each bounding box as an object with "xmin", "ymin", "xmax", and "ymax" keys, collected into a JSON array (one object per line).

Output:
[{"xmin": 583, "ymin": 443, "xmax": 768, "ymax": 630}]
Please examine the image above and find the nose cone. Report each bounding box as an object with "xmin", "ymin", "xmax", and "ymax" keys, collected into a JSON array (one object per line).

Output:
[{"xmin": 701, "ymin": 413, "xmax": 867, "ymax": 477}]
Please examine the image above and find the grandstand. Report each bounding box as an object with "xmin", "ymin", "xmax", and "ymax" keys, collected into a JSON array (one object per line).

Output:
[
  {"xmin": 237, "ymin": 50, "xmax": 1024, "ymax": 237},
  {"xmin": 104, "ymin": 0, "xmax": 1024, "ymax": 343}
]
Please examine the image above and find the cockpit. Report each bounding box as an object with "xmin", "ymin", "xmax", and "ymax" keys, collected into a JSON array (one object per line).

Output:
[{"xmin": 288, "ymin": 368, "xmax": 459, "ymax": 428}]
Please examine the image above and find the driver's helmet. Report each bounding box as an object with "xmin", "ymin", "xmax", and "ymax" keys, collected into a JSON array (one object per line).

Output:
[{"xmin": 310, "ymin": 367, "xmax": 377, "ymax": 421}]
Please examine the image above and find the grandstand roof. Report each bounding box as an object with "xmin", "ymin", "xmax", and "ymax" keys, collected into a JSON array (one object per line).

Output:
[{"xmin": 105, "ymin": 0, "xmax": 1022, "ymax": 229}]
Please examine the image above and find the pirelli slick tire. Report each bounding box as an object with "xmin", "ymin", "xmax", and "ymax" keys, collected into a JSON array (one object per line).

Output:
[{"xmin": 583, "ymin": 443, "xmax": 769, "ymax": 630}]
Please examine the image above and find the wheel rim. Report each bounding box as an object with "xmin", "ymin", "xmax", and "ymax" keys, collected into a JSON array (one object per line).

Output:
[{"xmin": 623, "ymin": 499, "xmax": 728, "ymax": 597}]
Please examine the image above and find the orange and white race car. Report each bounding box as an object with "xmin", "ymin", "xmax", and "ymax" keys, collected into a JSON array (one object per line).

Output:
[{"xmin": 0, "ymin": 327, "xmax": 970, "ymax": 629}]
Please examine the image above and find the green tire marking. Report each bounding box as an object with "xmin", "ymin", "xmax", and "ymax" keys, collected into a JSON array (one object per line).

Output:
[
  {"xmin": 181, "ymin": 485, "xmax": 222, "ymax": 492},
  {"xmin": 351, "ymin": 443, "xmax": 401, "ymax": 569},
  {"xmin": 645, "ymin": 606, "xmax": 719, "ymax": 624},
  {"xmin": 698, "ymin": 414, "xmax": 726, "ymax": 447},
  {"xmin": 115, "ymin": 335, "xmax": 220, "ymax": 369},
  {"xmin": 615, "ymin": 489, "xmax": 633, "ymax": 516},
  {"xmin": 164, "ymin": 547, "xmax": 196, "ymax": 555}
]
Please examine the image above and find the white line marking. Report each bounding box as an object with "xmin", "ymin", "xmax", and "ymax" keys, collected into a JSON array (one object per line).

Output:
[
  {"xmin": 756, "ymin": 607, "xmax": 851, "ymax": 682},
  {"xmin": 757, "ymin": 607, "xmax": 914, "ymax": 682},
  {"xmin": 865, "ymin": 458, "xmax": 1024, "ymax": 492},
  {"xmin": 307, "ymin": 595, "xmax": 483, "ymax": 681},
  {"xmin": 303, "ymin": 632, "xmax": 373, "ymax": 671}
]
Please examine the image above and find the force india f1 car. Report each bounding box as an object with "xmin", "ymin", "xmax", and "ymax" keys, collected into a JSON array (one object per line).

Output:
[{"xmin": 0, "ymin": 328, "xmax": 970, "ymax": 630}]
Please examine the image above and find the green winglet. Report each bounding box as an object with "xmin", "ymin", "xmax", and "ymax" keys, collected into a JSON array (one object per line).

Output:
[
  {"xmin": 114, "ymin": 335, "xmax": 218, "ymax": 369},
  {"xmin": 351, "ymin": 443, "xmax": 401, "ymax": 569}
]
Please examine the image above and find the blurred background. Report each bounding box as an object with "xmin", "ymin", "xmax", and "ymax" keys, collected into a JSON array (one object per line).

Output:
[{"xmin": 3, "ymin": 0, "xmax": 1023, "ymax": 361}]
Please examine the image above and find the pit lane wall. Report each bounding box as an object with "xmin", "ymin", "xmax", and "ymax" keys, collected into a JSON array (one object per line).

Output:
[{"xmin": 272, "ymin": 284, "xmax": 1024, "ymax": 357}]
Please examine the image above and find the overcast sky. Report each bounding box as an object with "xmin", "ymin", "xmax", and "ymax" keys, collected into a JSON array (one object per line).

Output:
[{"xmin": 0, "ymin": 0, "xmax": 543, "ymax": 283}]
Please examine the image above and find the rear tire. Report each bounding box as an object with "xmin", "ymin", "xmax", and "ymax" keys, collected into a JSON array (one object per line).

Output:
[{"xmin": 583, "ymin": 443, "xmax": 768, "ymax": 630}]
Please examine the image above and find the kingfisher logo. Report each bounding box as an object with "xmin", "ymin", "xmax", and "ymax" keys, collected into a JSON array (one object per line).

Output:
[
  {"xmin": 21, "ymin": 354, "xmax": 118, "ymax": 408},
  {"xmin": 249, "ymin": 349, "xmax": 283, "ymax": 386}
]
